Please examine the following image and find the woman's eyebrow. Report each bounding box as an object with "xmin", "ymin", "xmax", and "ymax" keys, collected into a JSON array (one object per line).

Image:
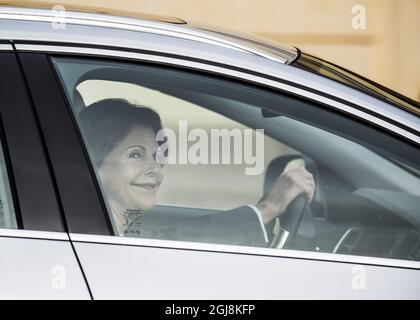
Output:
[{"xmin": 126, "ymin": 145, "xmax": 147, "ymax": 153}]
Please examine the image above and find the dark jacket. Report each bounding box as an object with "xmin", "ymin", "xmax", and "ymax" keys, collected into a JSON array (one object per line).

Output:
[{"xmin": 125, "ymin": 206, "xmax": 267, "ymax": 247}]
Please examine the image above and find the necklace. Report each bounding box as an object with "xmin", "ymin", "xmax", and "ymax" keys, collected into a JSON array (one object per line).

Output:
[{"xmin": 108, "ymin": 201, "xmax": 142, "ymax": 235}]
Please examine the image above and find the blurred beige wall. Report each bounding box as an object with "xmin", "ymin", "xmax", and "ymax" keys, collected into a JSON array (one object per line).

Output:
[{"xmin": 7, "ymin": 0, "xmax": 420, "ymax": 101}]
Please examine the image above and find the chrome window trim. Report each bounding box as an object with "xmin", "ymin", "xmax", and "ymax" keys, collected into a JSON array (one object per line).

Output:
[
  {"xmin": 16, "ymin": 43, "xmax": 420, "ymax": 145},
  {"xmin": 70, "ymin": 233, "xmax": 420, "ymax": 270},
  {"xmin": 0, "ymin": 228, "xmax": 68, "ymax": 241},
  {"xmin": 0, "ymin": 6, "xmax": 296, "ymax": 64},
  {"xmin": 0, "ymin": 43, "xmax": 13, "ymax": 51}
]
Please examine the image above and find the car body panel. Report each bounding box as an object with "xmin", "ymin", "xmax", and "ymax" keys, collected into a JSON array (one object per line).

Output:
[
  {"xmin": 71, "ymin": 234, "xmax": 420, "ymax": 299},
  {"xmin": 0, "ymin": 229, "xmax": 90, "ymax": 299}
]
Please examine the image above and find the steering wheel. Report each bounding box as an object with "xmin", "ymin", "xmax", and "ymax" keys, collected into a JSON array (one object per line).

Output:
[
  {"xmin": 264, "ymin": 156, "xmax": 318, "ymax": 249},
  {"xmin": 273, "ymin": 194, "xmax": 310, "ymax": 249}
]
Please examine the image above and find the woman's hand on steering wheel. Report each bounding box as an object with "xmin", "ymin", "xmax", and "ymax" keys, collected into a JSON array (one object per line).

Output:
[{"xmin": 256, "ymin": 166, "xmax": 315, "ymax": 225}]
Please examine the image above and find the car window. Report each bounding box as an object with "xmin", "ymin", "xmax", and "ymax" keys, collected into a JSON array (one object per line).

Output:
[
  {"xmin": 0, "ymin": 142, "xmax": 17, "ymax": 229},
  {"xmin": 52, "ymin": 57, "xmax": 420, "ymax": 261},
  {"xmin": 75, "ymin": 79, "xmax": 299, "ymax": 210}
]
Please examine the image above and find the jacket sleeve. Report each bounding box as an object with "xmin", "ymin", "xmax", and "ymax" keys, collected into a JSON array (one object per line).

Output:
[{"xmin": 125, "ymin": 206, "xmax": 268, "ymax": 248}]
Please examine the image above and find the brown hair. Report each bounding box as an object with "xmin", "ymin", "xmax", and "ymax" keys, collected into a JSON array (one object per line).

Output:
[{"xmin": 78, "ymin": 98, "xmax": 163, "ymax": 167}]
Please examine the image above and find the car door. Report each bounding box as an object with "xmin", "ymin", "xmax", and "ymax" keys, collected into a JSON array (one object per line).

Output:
[
  {"xmin": 18, "ymin": 45, "xmax": 420, "ymax": 299},
  {"xmin": 0, "ymin": 43, "xmax": 90, "ymax": 299}
]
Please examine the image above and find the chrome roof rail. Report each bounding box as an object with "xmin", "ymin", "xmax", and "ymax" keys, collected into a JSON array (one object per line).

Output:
[{"xmin": 0, "ymin": 6, "xmax": 298, "ymax": 64}]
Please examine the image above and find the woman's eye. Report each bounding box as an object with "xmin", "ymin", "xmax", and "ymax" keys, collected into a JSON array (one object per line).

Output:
[{"xmin": 128, "ymin": 151, "xmax": 143, "ymax": 159}]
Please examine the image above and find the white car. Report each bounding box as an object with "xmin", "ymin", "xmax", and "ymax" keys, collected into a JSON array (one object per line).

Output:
[{"xmin": 0, "ymin": 5, "xmax": 419, "ymax": 299}]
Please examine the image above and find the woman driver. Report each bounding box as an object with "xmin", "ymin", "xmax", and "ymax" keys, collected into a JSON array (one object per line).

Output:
[{"xmin": 79, "ymin": 99, "xmax": 314, "ymax": 243}]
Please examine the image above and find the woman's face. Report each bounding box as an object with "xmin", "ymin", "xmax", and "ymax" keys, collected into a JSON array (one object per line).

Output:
[{"xmin": 98, "ymin": 126, "xmax": 164, "ymax": 213}]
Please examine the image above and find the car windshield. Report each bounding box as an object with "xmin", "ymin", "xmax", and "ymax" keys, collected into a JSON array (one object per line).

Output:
[{"xmin": 293, "ymin": 52, "xmax": 420, "ymax": 116}]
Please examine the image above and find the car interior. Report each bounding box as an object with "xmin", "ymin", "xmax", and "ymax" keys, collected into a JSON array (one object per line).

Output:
[{"xmin": 54, "ymin": 59, "xmax": 420, "ymax": 262}]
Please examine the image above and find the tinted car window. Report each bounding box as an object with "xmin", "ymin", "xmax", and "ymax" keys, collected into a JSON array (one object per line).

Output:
[
  {"xmin": 0, "ymin": 142, "xmax": 17, "ymax": 229},
  {"xmin": 52, "ymin": 57, "xmax": 420, "ymax": 261}
]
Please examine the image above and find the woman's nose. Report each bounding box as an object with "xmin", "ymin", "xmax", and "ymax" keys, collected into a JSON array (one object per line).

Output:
[{"xmin": 144, "ymin": 162, "xmax": 161, "ymax": 177}]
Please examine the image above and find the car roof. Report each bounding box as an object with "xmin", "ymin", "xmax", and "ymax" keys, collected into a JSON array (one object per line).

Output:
[
  {"xmin": 0, "ymin": 1, "xmax": 188, "ymax": 23},
  {"xmin": 0, "ymin": 4, "xmax": 298, "ymax": 64}
]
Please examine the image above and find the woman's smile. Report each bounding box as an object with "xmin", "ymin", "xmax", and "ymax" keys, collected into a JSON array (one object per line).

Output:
[{"xmin": 130, "ymin": 181, "xmax": 160, "ymax": 192}]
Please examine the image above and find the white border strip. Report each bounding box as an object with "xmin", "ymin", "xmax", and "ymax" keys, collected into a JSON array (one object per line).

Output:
[
  {"xmin": 0, "ymin": 44, "xmax": 12, "ymax": 51},
  {"xmin": 0, "ymin": 228, "xmax": 68, "ymax": 241}
]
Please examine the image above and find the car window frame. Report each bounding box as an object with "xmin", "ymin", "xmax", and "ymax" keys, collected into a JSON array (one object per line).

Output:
[
  {"xmin": 17, "ymin": 43, "xmax": 420, "ymax": 270},
  {"xmin": 0, "ymin": 44, "xmax": 65, "ymax": 232}
]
